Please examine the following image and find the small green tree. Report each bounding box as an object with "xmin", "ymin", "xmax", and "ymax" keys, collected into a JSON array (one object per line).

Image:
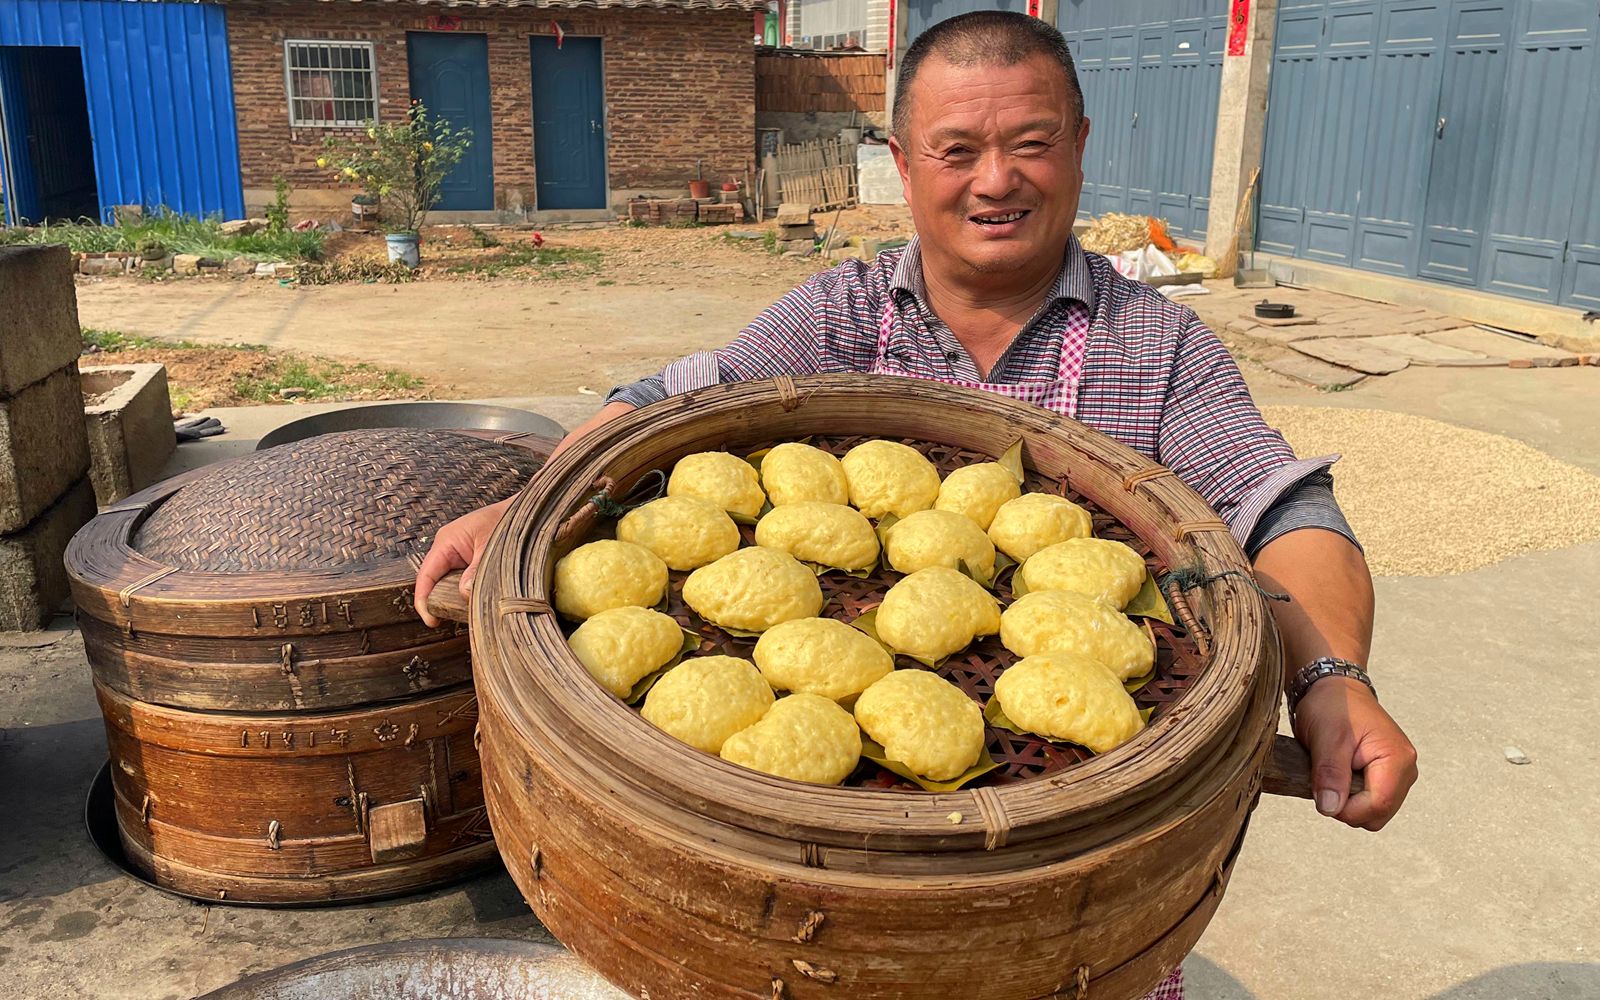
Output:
[
  {"xmin": 265, "ymin": 175, "xmax": 292, "ymax": 233},
  {"xmin": 319, "ymin": 100, "xmax": 471, "ymax": 236}
]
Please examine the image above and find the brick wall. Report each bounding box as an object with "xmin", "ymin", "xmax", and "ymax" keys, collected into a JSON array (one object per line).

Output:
[{"xmin": 225, "ymin": 0, "xmax": 756, "ymax": 212}]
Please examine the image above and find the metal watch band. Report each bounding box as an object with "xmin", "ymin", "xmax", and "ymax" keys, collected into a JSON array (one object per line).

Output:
[{"xmin": 1287, "ymin": 657, "xmax": 1375, "ymax": 716}]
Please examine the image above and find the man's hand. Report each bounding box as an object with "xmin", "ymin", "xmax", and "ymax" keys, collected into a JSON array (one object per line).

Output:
[
  {"xmin": 1292, "ymin": 676, "xmax": 1418, "ymax": 831},
  {"xmin": 412, "ymin": 400, "xmax": 636, "ymax": 626}
]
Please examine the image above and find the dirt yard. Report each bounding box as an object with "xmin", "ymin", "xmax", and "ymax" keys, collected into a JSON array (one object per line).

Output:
[{"xmin": 73, "ymin": 211, "xmax": 907, "ymax": 400}]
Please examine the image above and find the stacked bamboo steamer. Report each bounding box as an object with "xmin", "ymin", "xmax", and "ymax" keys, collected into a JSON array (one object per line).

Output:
[
  {"xmin": 67, "ymin": 428, "xmax": 554, "ymax": 904},
  {"xmin": 442, "ymin": 376, "xmax": 1306, "ymax": 1000}
]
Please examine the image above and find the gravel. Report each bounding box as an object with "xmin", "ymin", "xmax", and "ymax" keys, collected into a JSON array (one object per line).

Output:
[{"xmin": 1262, "ymin": 405, "xmax": 1600, "ymax": 577}]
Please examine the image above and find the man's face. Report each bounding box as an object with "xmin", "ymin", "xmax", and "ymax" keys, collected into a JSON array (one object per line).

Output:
[{"xmin": 891, "ymin": 53, "xmax": 1091, "ymax": 277}]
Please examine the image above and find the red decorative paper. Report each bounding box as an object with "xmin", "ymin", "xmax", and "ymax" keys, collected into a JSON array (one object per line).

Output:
[
  {"xmin": 1027, "ymin": 0, "xmax": 1041, "ymax": 17},
  {"xmin": 1227, "ymin": 0, "xmax": 1250, "ymax": 56}
]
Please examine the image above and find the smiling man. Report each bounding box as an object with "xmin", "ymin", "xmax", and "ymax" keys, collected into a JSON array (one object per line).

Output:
[{"xmin": 417, "ymin": 15, "xmax": 1416, "ymax": 995}]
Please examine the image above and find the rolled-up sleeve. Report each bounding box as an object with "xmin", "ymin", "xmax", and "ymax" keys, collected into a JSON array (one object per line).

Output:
[{"xmin": 1157, "ymin": 316, "xmax": 1360, "ymax": 554}]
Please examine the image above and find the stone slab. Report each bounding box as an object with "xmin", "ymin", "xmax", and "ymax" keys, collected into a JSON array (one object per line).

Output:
[
  {"xmin": 1359, "ymin": 333, "xmax": 1505, "ymax": 367},
  {"xmin": 0, "ymin": 475, "xmax": 94, "ymax": 630},
  {"xmin": 1289, "ymin": 338, "xmax": 1411, "ymax": 375},
  {"xmin": 776, "ymin": 238, "xmax": 814, "ymax": 254},
  {"xmin": 81, "ymin": 363, "xmax": 175, "ymax": 505},
  {"xmin": 1424, "ymin": 327, "xmax": 1581, "ymax": 362},
  {"xmin": 1254, "ymin": 313, "xmax": 1319, "ymax": 327},
  {"xmin": 1234, "ymin": 322, "xmax": 1328, "ymax": 346},
  {"xmin": 1262, "ymin": 354, "xmax": 1368, "ymax": 390},
  {"xmin": 777, "ymin": 223, "xmax": 817, "ymax": 240},
  {"xmin": 775, "ymin": 203, "xmax": 813, "ymax": 226},
  {"xmin": 0, "ymin": 366, "xmax": 91, "ymax": 535},
  {"xmin": 0, "ymin": 245, "xmax": 82, "ymax": 397}
]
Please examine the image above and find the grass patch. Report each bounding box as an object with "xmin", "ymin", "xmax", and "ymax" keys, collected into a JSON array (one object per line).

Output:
[
  {"xmin": 445, "ymin": 245, "xmax": 602, "ymax": 279},
  {"xmin": 82, "ymin": 328, "xmax": 216, "ymax": 352},
  {"xmin": 9, "ymin": 212, "xmax": 325, "ymax": 262},
  {"xmin": 235, "ymin": 357, "xmax": 425, "ymax": 403}
]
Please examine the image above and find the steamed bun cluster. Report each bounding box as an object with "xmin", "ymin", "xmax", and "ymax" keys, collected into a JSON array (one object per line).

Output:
[{"xmin": 556, "ymin": 440, "xmax": 1161, "ymax": 783}]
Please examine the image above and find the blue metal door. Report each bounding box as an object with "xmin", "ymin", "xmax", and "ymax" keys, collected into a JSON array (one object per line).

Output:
[
  {"xmin": 530, "ymin": 36, "xmax": 606, "ymax": 211},
  {"xmin": 0, "ymin": 0, "xmax": 244, "ymax": 223},
  {"xmin": 904, "ymin": 0, "xmax": 1025, "ymax": 50},
  {"xmin": 1060, "ymin": 0, "xmax": 1225, "ymax": 240},
  {"xmin": 1417, "ymin": 2, "xmax": 1513, "ymax": 287},
  {"xmin": 407, "ymin": 33, "xmax": 494, "ymax": 212},
  {"xmin": 1261, "ymin": 0, "xmax": 1600, "ymax": 306}
]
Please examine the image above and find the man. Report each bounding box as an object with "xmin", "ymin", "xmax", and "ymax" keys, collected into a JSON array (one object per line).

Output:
[{"xmin": 417, "ymin": 12, "xmax": 1416, "ymax": 993}]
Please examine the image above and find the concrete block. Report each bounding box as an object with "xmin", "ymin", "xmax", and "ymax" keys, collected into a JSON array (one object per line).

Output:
[
  {"xmin": 776, "ymin": 239, "xmax": 815, "ymax": 254},
  {"xmin": 173, "ymin": 254, "xmax": 202, "ymax": 276},
  {"xmin": 0, "ymin": 245, "xmax": 82, "ymax": 397},
  {"xmin": 80, "ymin": 364, "xmax": 175, "ymax": 505},
  {"xmin": 778, "ymin": 223, "xmax": 817, "ymax": 241},
  {"xmin": 0, "ymin": 366, "xmax": 91, "ymax": 534},
  {"xmin": 226, "ymin": 256, "xmax": 256, "ymax": 276},
  {"xmin": 0, "ymin": 476, "xmax": 95, "ymax": 630}
]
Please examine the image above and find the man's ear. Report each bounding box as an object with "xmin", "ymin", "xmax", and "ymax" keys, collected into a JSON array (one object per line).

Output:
[{"xmin": 889, "ymin": 134, "xmax": 914, "ymax": 210}]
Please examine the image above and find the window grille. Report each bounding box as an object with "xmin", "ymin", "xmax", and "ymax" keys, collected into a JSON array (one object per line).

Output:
[{"xmin": 284, "ymin": 41, "xmax": 378, "ymax": 127}]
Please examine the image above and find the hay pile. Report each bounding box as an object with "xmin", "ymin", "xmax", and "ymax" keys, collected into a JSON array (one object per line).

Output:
[{"xmin": 1078, "ymin": 213, "xmax": 1155, "ymax": 255}]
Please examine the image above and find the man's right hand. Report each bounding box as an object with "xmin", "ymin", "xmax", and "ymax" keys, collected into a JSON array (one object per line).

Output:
[{"xmin": 412, "ymin": 400, "xmax": 637, "ymax": 626}]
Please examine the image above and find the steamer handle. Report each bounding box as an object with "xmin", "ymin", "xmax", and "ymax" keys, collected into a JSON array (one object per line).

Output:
[
  {"xmin": 1261, "ymin": 734, "xmax": 1366, "ymax": 800},
  {"xmin": 424, "ymin": 570, "xmax": 471, "ymax": 625}
]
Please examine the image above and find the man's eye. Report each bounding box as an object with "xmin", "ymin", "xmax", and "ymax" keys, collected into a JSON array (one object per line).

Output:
[{"xmin": 943, "ymin": 146, "xmax": 972, "ymax": 158}]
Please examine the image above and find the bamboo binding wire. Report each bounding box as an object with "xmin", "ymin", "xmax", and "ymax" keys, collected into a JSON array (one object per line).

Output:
[{"xmin": 462, "ymin": 376, "xmax": 1288, "ymax": 999}]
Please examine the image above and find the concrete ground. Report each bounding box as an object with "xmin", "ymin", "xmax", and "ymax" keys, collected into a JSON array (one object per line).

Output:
[{"xmin": 6, "ymin": 259, "xmax": 1599, "ymax": 997}]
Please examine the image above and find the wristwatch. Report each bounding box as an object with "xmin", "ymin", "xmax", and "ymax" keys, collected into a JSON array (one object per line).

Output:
[{"xmin": 1286, "ymin": 657, "xmax": 1376, "ymax": 719}]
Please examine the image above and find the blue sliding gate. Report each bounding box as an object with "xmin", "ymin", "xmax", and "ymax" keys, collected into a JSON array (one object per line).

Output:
[
  {"xmin": 1259, "ymin": 0, "xmax": 1600, "ymax": 309},
  {"xmin": 0, "ymin": 0, "xmax": 243, "ymax": 224},
  {"xmin": 1060, "ymin": 0, "xmax": 1226, "ymax": 240}
]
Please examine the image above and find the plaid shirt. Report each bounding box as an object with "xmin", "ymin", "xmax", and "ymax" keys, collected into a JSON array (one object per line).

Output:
[{"xmin": 610, "ymin": 237, "xmax": 1355, "ymax": 557}]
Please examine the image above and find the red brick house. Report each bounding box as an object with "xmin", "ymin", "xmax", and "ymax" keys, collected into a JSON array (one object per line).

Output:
[{"xmin": 222, "ymin": 0, "xmax": 762, "ymax": 220}]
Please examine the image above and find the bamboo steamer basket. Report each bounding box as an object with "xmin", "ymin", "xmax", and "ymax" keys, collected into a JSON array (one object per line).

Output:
[
  {"xmin": 427, "ymin": 376, "xmax": 1325, "ymax": 999},
  {"xmin": 66, "ymin": 428, "xmax": 556, "ymax": 904}
]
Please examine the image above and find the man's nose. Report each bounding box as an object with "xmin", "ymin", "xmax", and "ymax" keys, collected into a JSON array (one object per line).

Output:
[{"xmin": 969, "ymin": 149, "xmax": 1020, "ymax": 201}]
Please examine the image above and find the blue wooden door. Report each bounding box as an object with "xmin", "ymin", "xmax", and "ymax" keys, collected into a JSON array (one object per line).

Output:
[
  {"xmin": 530, "ymin": 36, "xmax": 607, "ymax": 211},
  {"xmin": 904, "ymin": 0, "xmax": 1025, "ymax": 49},
  {"xmin": 407, "ymin": 33, "xmax": 494, "ymax": 212}
]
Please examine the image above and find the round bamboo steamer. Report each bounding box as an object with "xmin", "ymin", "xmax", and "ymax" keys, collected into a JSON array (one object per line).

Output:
[
  {"xmin": 457, "ymin": 376, "xmax": 1301, "ymax": 999},
  {"xmin": 66, "ymin": 427, "xmax": 556, "ymax": 903}
]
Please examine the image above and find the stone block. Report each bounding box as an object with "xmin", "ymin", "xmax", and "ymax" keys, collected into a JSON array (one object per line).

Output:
[
  {"xmin": 778, "ymin": 223, "xmax": 817, "ymax": 241},
  {"xmin": 0, "ymin": 245, "xmax": 82, "ymax": 397},
  {"xmin": 775, "ymin": 203, "xmax": 813, "ymax": 226},
  {"xmin": 0, "ymin": 476, "xmax": 95, "ymax": 630},
  {"xmin": 0, "ymin": 366, "xmax": 92, "ymax": 534},
  {"xmin": 226, "ymin": 256, "xmax": 256, "ymax": 276},
  {"xmin": 254, "ymin": 262, "xmax": 278, "ymax": 277},
  {"xmin": 776, "ymin": 239, "xmax": 814, "ymax": 254},
  {"xmin": 219, "ymin": 218, "xmax": 266, "ymax": 236},
  {"xmin": 173, "ymin": 254, "xmax": 203, "ymax": 275},
  {"xmin": 78, "ymin": 257, "xmax": 124, "ymax": 277},
  {"xmin": 80, "ymin": 364, "xmax": 175, "ymax": 506}
]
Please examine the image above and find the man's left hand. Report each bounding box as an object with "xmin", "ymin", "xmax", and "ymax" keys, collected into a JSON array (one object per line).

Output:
[{"xmin": 1292, "ymin": 677, "xmax": 1418, "ymax": 831}]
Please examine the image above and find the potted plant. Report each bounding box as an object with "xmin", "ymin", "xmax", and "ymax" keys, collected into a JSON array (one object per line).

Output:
[
  {"xmin": 320, "ymin": 100, "xmax": 470, "ymax": 268},
  {"xmin": 351, "ymin": 193, "xmax": 380, "ymax": 224}
]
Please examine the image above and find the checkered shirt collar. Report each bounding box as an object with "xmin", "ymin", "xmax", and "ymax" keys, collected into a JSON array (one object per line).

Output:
[{"xmin": 887, "ymin": 233, "xmax": 1098, "ymax": 314}]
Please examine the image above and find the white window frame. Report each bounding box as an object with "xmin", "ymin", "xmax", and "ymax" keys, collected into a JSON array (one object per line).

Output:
[{"xmin": 283, "ymin": 40, "xmax": 379, "ymax": 128}]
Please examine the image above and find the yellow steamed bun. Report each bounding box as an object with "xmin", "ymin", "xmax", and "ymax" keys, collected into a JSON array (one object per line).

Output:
[
  {"xmin": 553, "ymin": 539, "xmax": 668, "ymax": 620},
  {"xmin": 641, "ymin": 655, "xmax": 774, "ymax": 753},
  {"xmin": 668, "ymin": 451, "xmax": 766, "ymax": 519},
  {"xmin": 753, "ymin": 617, "xmax": 893, "ymax": 702},
  {"xmin": 754, "ymin": 501, "xmax": 879, "ymax": 571},
  {"xmin": 616, "ymin": 495, "xmax": 740, "ymax": 571},
  {"xmin": 987, "ymin": 492, "xmax": 1093, "ymax": 562},
  {"xmin": 568, "ymin": 606, "xmax": 686, "ymax": 698},
  {"xmin": 720, "ymin": 693, "xmax": 862, "ymax": 785},
  {"xmin": 759, "ymin": 442, "xmax": 850, "ymax": 507},
  {"xmin": 841, "ymin": 440, "xmax": 941, "ymax": 518},
  {"xmin": 854, "ymin": 669, "xmax": 984, "ymax": 781},
  {"xmin": 1000, "ymin": 590, "xmax": 1155, "ymax": 680},
  {"xmin": 1019, "ymin": 537, "xmax": 1147, "ymax": 609},
  {"xmin": 682, "ymin": 546, "xmax": 824, "ymax": 632},
  {"xmin": 935, "ymin": 462, "xmax": 1022, "ymax": 530},
  {"xmin": 875, "ymin": 566, "xmax": 1001, "ymax": 662},
  {"xmin": 994, "ymin": 652, "xmax": 1145, "ymax": 753},
  {"xmin": 883, "ymin": 509, "xmax": 997, "ymax": 581}
]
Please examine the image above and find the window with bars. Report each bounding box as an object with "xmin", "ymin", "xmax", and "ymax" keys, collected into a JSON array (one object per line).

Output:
[{"xmin": 284, "ymin": 41, "xmax": 378, "ymax": 127}]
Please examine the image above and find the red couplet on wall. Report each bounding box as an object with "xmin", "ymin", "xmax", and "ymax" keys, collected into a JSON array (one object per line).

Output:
[
  {"xmin": 1027, "ymin": 0, "xmax": 1042, "ymax": 17},
  {"xmin": 1227, "ymin": 0, "xmax": 1251, "ymax": 56}
]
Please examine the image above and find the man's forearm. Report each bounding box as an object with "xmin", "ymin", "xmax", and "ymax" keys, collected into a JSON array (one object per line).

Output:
[{"xmin": 1250, "ymin": 527, "xmax": 1375, "ymax": 689}]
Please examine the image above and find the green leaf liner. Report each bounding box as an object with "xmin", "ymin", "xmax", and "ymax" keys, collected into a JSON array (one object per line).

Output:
[
  {"xmin": 874, "ymin": 511, "xmax": 900, "ymax": 549},
  {"xmin": 1010, "ymin": 564, "xmax": 1032, "ymax": 598},
  {"xmin": 626, "ymin": 628, "xmax": 707, "ymax": 705},
  {"xmin": 848, "ymin": 608, "xmax": 942, "ymax": 668},
  {"xmin": 1122, "ymin": 664, "xmax": 1157, "ymax": 695},
  {"xmin": 859, "ymin": 736, "xmax": 1000, "ymax": 792},
  {"xmin": 1124, "ymin": 570, "xmax": 1175, "ymax": 624},
  {"xmin": 809, "ymin": 560, "xmax": 876, "ymax": 580},
  {"xmin": 998, "ymin": 439, "xmax": 1026, "ymax": 483},
  {"xmin": 728, "ymin": 499, "xmax": 773, "ymax": 527}
]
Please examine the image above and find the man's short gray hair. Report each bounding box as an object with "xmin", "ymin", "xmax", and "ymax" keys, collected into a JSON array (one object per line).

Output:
[{"xmin": 892, "ymin": 10, "xmax": 1085, "ymax": 139}]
